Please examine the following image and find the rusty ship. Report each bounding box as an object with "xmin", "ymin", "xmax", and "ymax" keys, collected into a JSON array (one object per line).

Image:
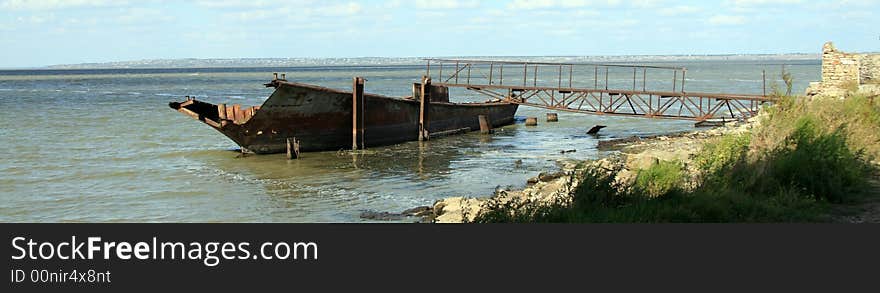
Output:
[{"xmin": 169, "ymin": 76, "xmax": 518, "ymax": 154}]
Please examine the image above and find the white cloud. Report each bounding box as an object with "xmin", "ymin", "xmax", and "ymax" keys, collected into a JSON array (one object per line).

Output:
[
  {"xmin": 1, "ymin": 0, "xmax": 127, "ymax": 10},
  {"xmin": 194, "ymin": 0, "xmax": 292, "ymax": 8},
  {"xmin": 630, "ymin": 0, "xmax": 662, "ymax": 8},
  {"xmin": 414, "ymin": 0, "xmax": 478, "ymax": 9},
  {"xmin": 224, "ymin": 2, "xmax": 363, "ymax": 23},
  {"xmin": 659, "ymin": 5, "xmax": 701, "ymax": 16},
  {"xmin": 507, "ymin": 0, "xmax": 617, "ymax": 9},
  {"xmin": 708, "ymin": 14, "xmax": 747, "ymax": 25},
  {"xmin": 728, "ymin": 0, "xmax": 803, "ymax": 10},
  {"xmin": 731, "ymin": 0, "xmax": 803, "ymax": 5},
  {"xmin": 384, "ymin": 0, "xmax": 402, "ymax": 9},
  {"xmin": 506, "ymin": 0, "xmax": 648, "ymax": 10},
  {"xmin": 316, "ymin": 2, "xmax": 363, "ymax": 16},
  {"xmin": 15, "ymin": 14, "xmax": 53, "ymax": 24},
  {"xmin": 116, "ymin": 7, "xmax": 173, "ymax": 24}
]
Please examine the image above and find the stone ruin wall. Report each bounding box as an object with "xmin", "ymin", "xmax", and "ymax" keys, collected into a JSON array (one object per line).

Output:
[
  {"xmin": 860, "ymin": 54, "xmax": 880, "ymax": 84},
  {"xmin": 807, "ymin": 42, "xmax": 880, "ymax": 96}
]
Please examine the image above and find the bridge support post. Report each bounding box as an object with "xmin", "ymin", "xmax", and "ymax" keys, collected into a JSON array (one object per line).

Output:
[
  {"xmin": 419, "ymin": 76, "xmax": 431, "ymax": 141},
  {"xmin": 546, "ymin": 113, "xmax": 558, "ymax": 122}
]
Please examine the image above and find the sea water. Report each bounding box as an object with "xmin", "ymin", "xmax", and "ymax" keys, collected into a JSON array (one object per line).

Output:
[{"xmin": 0, "ymin": 60, "xmax": 819, "ymax": 222}]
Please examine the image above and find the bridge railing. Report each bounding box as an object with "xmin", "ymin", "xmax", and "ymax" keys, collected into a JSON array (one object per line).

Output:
[
  {"xmin": 424, "ymin": 58, "xmax": 777, "ymax": 122},
  {"xmin": 425, "ymin": 58, "xmax": 692, "ymax": 94}
]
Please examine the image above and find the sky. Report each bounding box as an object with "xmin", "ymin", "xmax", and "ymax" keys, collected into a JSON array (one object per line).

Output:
[{"xmin": 0, "ymin": 0, "xmax": 877, "ymax": 68}]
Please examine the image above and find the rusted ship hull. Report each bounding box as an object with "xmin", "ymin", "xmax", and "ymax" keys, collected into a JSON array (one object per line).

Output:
[{"xmin": 170, "ymin": 80, "xmax": 518, "ymax": 154}]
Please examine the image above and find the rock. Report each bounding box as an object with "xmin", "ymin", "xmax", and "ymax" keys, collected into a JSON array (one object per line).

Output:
[
  {"xmin": 361, "ymin": 206, "xmax": 434, "ymax": 221},
  {"xmin": 527, "ymin": 176, "xmax": 540, "ymax": 185},
  {"xmin": 539, "ymin": 171, "xmax": 565, "ymax": 182},
  {"xmin": 402, "ymin": 206, "xmax": 433, "ymax": 217},
  {"xmin": 433, "ymin": 201, "xmax": 447, "ymax": 217},
  {"xmin": 626, "ymin": 153, "xmax": 660, "ymax": 170},
  {"xmin": 359, "ymin": 211, "xmax": 404, "ymax": 221},
  {"xmin": 433, "ymin": 197, "xmax": 483, "ymax": 223}
]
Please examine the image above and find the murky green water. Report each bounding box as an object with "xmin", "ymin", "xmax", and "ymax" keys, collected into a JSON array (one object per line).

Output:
[{"xmin": 0, "ymin": 60, "xmax": 819, "ymax": 222}]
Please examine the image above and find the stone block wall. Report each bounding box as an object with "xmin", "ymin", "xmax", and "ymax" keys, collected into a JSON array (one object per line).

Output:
[
  {"xmin": 860, "ymin": 54, "xmax": 880, "ymax": 84},
  {"xmin": 821, "ymin": 42, "xmax": 860, "ymax": 88},
  {"xmin": 806, "ymin": 42, "xmax": 880, "ymax": 96}
]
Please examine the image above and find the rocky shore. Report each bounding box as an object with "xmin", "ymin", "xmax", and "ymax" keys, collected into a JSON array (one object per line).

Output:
[{"xmin": 417, "ymin": 120, "xmax": 757, "ymax": 223}]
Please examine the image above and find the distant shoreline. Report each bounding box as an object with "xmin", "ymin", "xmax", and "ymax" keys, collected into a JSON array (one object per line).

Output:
[{"xmin": 6, "ymin": 54, "xmax": 824, "ymax": 71}]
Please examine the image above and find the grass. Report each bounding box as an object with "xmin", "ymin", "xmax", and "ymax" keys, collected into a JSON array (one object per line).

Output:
[{"xmin": 471, "ymin": 93, "xmax": 879, "ymax": 223}]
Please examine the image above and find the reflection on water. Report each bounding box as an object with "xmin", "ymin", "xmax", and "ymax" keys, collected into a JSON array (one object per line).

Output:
[{"xmin": 0, "ymin": 61, "xmax": 819, "ymax": 222}]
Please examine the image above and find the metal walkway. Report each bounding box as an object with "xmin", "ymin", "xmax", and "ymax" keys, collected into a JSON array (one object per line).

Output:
[{"xmin": 424, "ymin": 59, "xmax": 776, "ymax": 122}]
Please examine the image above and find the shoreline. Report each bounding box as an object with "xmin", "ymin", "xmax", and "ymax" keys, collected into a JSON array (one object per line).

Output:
[{"xmin": 370, "ymin": 120, "xmax": 756, "ymax": 223}]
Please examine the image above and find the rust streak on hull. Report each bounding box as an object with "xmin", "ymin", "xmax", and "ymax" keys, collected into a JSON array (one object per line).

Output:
[{"xmin": 169, "ymin": 81, "xmax": 519, "ymax": 154}]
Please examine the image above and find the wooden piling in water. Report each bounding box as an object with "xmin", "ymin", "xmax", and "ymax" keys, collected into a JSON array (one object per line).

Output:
[
  {"xmin": 546, "ymin": 113, "xmax": 558, "ymax": 122},
  {"xmin": 525, "ymin": 117, "xmax": 538, "ymax": 126},
  {"xmin": 478, "ymin": 115, "xmax": 492, "ymax": 134},
  {"xmin": 287, "ymin": 137, "xmax": 300, "ymax": 160},
  {"xmin": 352, "ymin": 77, "xmax": 365, "ymax": 150},
  {"xmin": 418, "ymin": 76, "xmax": 431, "ymax": 141}
]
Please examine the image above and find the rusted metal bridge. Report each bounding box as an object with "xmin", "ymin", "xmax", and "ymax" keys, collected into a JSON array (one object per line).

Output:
[{"xmin": 424, "ymin": 59, "xmax": 776, "ymax": 122}]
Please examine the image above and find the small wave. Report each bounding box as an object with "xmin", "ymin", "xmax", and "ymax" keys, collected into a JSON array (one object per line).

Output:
[
  {"xmin": 0, "ymin": 88, "xmax": 12, "ymax": 91},
  {"xmin": 129, "ymin": 92, "xmax": 142, "ymax": 95},
  {"xmin": 228, "ymin": 96, "xmax": 246, "ymax": 100},
  {"xmin": 154, "ymin": 93, "xmax": 177, "ymax": 97},
  {"xmin": 188, "ymin": 73, "xmax": 200, "ymax": 76}
]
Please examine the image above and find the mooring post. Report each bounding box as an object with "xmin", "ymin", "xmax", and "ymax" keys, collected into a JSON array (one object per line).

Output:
[
  {"xmin": 499, "ymin": 64, "xmax": 504, "ymax": 85},
  {"xmin": 232, "ymin": 104, "xmax": 241, "ymax": 123},
  {"xmin": 533, "ymin": 65, "xmax": 538, "ymax": 87},
  {"xmin": 762, "ymin": 70, "xmax": 767, "ymax": 96},
  {"xmin": 525, "ymin": 117, "xmax": 538, "ymax": 126},
  {"xmin": 455, "ymin": 61, "xmax": 460, "ymax": 84},
  {"xmin": 673, "ymin": 70, "xmax": 677, "ymax": 92},
  {"xmin": 547, "ymin": 113, "xmax": 558, "ymax": 122},
  {"xmin": 419, "ymin": 76, "xmax": 431, "ymax": 141},
  {"xmin": 681, "ymin": 68, "xmax": 687, "ymax": 93},
  {"xmin": 352, "ymin": 77, "xmax": 365, "ymax": 150},
  {"xmin": 632, "ymin": 67, "xmax": 637, "ymax": 90},
  {"xmin": 467, "ymin": 63, "xmax": 471, "ymax": 85},
  {"xmin": 605, "ymin": 67, "xmax": 609, "ymax": 90},
  {"xmin": 488, "ymin": 63, "xmax": 494, "ymax": 85},
  {"xmin": 286, "ymin": 137, "xmax": 300, "ymax": 160},
  {"xmin": 478, "ymin": 115, "xmax": 492, "ymax": 134},
  {"xmin": 569, "ymin": 65, "xmax": 573, "ymax": 88},
  {"xmin": 217, "ymin": 103, "xmax": 227, "ymax": 120}
]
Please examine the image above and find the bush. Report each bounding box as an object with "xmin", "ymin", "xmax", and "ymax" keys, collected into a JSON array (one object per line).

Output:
[
  {"xmin": 762, "ymin": 117, "xmax": 867, "ymax": 203},
  {"xmin": 634, "ymin": 161, "xmax": 684, "ymax": 197}
]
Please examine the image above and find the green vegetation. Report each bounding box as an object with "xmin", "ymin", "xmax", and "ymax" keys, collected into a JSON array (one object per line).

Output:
[{"xmin": 471, "ymin": 93, "xmax": 879, "ymax": 223}]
